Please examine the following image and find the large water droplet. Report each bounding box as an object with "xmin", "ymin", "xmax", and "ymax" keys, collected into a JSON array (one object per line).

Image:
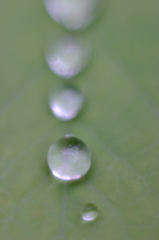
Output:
[
  {"xmin": 44, "ymin": 0, "xmax": 102, "ymax": 30},
  {"xmin": 46, "ymin": 36, "xmax": 90, "ymax": 79},
  {"xmin": 47, "ymin": 136, "xmax": 92, "ymax": 182},
  {"xmin": 48, "ymin": 85, "xmax": 84, "ymax": 121},
  {"xmin": 82, "ymin": 203, "xmax": 98, "ymax": 222}
]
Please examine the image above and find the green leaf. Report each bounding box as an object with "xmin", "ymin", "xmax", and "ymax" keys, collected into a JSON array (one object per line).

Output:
[{"xmin": 1, "ymin": 0, "xmax": 159, "ymax": 239}]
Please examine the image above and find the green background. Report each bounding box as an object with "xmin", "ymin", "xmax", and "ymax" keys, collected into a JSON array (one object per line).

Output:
[{"xmin": 1, "ymin": 0, "xmax": 159, "ymax": 239}]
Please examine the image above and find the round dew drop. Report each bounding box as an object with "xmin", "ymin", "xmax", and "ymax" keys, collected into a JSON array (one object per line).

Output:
[
  {"xmin": 45, "ymin": 36, "xmax": 90, "ymax": 79},
  {"xmin": 48, "ymin": 85, "xmax": 84, "ymax": 121},
  {"xmin": 43, "ymin": 0, "xmax": 102, "ymax": 31},
  {"xmin": 82, "ymin": 203, "xmax": 98, "ymax": 222},
  {"xmin": 47, "ymin": 136, "xmax": 92, "ymax": 182}
]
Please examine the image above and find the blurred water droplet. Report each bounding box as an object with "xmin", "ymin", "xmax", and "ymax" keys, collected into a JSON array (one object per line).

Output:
[
  {"xmin": 64, "ymin": 133, "xmax": 74, "ymax": 138},
  {"xmin": 47, "ymin": 136, "xmax": 92, "ymax": 182},
  {"xmin": 48, "ymin": 85, "xmax": 84, "ymax": 121},
  {"xmin": 82, "ymin": 203, "xmax": 98, "ymax": 222},
  {"xmin": 46, "ymin": 36, "xmax": 90, "ymax": 79},
  {"xmin": 44, "ymin": 0, "xmax": 101, "ymax": 30}
]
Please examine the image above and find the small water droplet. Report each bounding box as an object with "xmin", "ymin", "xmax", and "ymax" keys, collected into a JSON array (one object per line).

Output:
[
  {"xmin": 64, "ymin": 133, "xmax": 74, "ymax": 138},
  {"xmin": 82, "ymin": 203, "xmax": 98, "ymax": 222},
  {"xmin": 44, "ymin": 0, "xmax": 102, "ymax": 30},
  {"xmin": 46, "ymin": 36, "xmax": 90, "ymax": 79},
  {"xmin": 48, "ymin": 85, "xmax": 84, "ymax": 121},
  {"xmin": 47, "ymin": 136, "xmax": 92, "ymax": 182}
]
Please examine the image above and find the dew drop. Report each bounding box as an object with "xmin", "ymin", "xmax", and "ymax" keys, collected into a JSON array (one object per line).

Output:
[
  {"xmin": 48, "ymin": 85, "xmax": 84, "ymax": 121},
  {"xmin": 82, "ymin": 203, "xmax": 98, "ymax": 222},
  {"xmin": 44, "ymin": 0, "xmax": 102, "ymax": 30},
  {"xmin": 47, "ymin": 136, "xmax": 92, "ymax": 182},
  {"xmin": 46, "ymin": 36, "xmax": 90, "ymax": 79},
  {"xmin": 64, "ymin": 133, "xmax": 74, "ymax": 138}
]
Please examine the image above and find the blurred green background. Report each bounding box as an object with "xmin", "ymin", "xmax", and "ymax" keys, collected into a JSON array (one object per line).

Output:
[{"xmin": 1, "ymin": 0, "xmax": 159, "ymax": 239}]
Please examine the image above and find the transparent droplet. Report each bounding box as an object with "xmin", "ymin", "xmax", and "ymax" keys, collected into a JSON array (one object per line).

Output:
[
  {"xmin": 48, "ymin": 85, "xmax": 84, "ymax": 121},
  {"xmin": 47, "ymin": 136, "xmax": 92, "ymax": 182},
  {"xmin": 64, "ymin": 133, "xmax": 74, "ymax": 138},
  {"xmin": 44, "ymin": 0, "xmax": 102, "ymax": 30},
  {"xmin": 82, "ymin": 203, "xmax": 98, "ymax": 222},
  {"xmin": 46, "ymin": 36, "xmax": 90, "ymax": 79}
]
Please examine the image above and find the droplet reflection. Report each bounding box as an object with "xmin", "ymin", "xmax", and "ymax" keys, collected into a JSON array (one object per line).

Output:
[
  {"xmin": 44, "ymin": 0, "xmax": 101, "ymax": 30},
  {"xmin": 46, "ymin": 36, "xmax": 90, "ymax": 79},
  {"xmin": 82, "ymin": 203, "xmax": 98, "ymax": 222},
  {"xmin": 47, "ymin": 136, "xmax": 92, "ymax": 182},
  {"xmin": 48, "ymin": 85, "xmax": 84, "ymax": 121}
]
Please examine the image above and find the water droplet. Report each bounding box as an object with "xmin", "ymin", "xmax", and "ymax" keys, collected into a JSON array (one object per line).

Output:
[
  {"xmin": 64, "ymin": 133, "xmax": 74, "ymax": 138},
  {"xmin": 44, "ymin": 0, "xmax": 102, "ymax": 30},
  {"xmin": 47, "ymin": 136, "xmax": 92, "ymax": 182},
  {"xmin": 82, "ymin": 203, "xmax": 98, "ymax": 222},
  {"xmin": 48, "ymin": 85, "xmax": 84, "ymax": 121},
  {"xmin": 46, "ymin": 36, "xmax": 90, "ymax": 79}
]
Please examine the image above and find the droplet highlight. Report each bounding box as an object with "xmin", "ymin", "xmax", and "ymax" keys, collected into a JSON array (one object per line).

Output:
[
  {"xmin": 47, "ymin": 136, "xmax": 92, "ymax": 182},
  {"xmin": 44, "ymin": 0, "xmax": 101, "ymax": 30},
  {"xmin": 48, "ymin": 85, "xmax": 84, "ymax": 121},
  {"xmin": 46, "ymin": 36, "xmax": 90, "ymax": 79},
  {"xmin": 82, "ymin": 203, "xmax": 98, "ymax": 222}
]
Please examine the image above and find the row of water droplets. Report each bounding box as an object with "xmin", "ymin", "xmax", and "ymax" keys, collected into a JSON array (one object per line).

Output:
[{"xmin": 43, "ymin": 0, "xmax": 102, "ymax": 222}]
